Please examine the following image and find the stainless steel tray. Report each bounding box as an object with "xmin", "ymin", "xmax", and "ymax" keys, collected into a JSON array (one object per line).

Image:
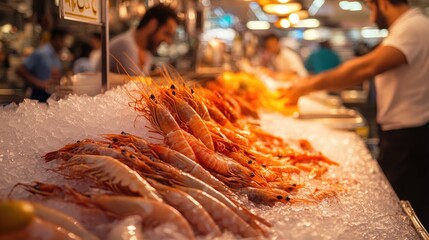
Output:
[{"xmin": 293, "ymin": 108, "xmax": 366, "ymax": 130}]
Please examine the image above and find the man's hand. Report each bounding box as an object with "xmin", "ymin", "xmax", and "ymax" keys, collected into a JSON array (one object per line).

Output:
[{"xmin": 278, "ymin": 77, "xmax": 313, "ymax": 105}]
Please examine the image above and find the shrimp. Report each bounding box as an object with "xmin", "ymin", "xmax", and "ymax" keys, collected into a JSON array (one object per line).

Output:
[
  {"xmin": 0, "ymin": 199, "xmax": 98, "ymax": 240},
  {"xmin": 53, "ymin": 154, "xmax": 163, "ymax": 202},
  {"xmin": 205, "ymin": 121, "xmax": 249, "ymax": 148},
  {"xmin": 44, "ymin": 140, "xmax": 154, "ymax": 174},
  {"xmin": 159, "ymin": 87, "xmax": 215, "ymax": 151},
  {"xmin": 148, "ymin": 144, "xmax": 235, "ymax": 197},
  {"xmin": 107, "ymin": 215, "xmax": 145, "ymax": 240},
  {"xmin": 238, "ymin": 187, "xmax": 293, "ymax": 206},
  {"xmin": 44, "ymin": 139, "xmax": 105, "ymax": 161},
  {"xmin": 148, "ymin": 179, "xmax": 221, "ymax": 236},
  {"xmin": 225, "ymin": 151, "xmax": 278, "ymax": 183},
  {"xmin": 16, "ymin": 182, "xmax": 195, "ymax": 240},
  {"xmin": 286, "ymin": 152, "xmax": 339, "ymax": 166},
  {"xmin": 199, "ymin": 89, "xmax": 240, "ymax": 123},
  {"xmin": 176, "ymin": 186, "xmax": 263, "ymax": 238},
  {"xmin": 129, "ymin": 156, "xmax": 270, "ymax": 231},
  {"xmin": 103, "ymin": 133, "xmax": 158, "ymax": 158},
  {"xmin": 93, "ymin": 195, "xmax": 195, "ymax": 240},
  {"xmin": 131, "ymin": 90, "xmax": 197, "ymax": 162},
  {"xmin": 182, "ymin": 131, "xmax": 261, "ymax": 186}
]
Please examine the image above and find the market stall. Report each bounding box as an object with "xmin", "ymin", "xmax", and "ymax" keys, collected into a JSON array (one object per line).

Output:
[
  {"xmin": 1, "ymin": 0, "xmax": 429, "ymax": 239},
  {"xmin": 0, "ymin": 75, "xmax": 422, "ymax": 239}
]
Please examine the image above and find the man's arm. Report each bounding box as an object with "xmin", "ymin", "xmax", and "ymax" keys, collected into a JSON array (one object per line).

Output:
[
  {"xmin": 282, "ymin": 45, "xmax": 408, "ymax": 104},
  {"xmin": 15, "ymin": 64, "xmax": 48, "ymax": 89}
]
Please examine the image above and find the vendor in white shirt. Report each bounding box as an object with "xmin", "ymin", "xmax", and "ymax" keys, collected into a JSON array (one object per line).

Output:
[
  {"xmin": 281, "ymin": 0, "xmax": 429, "ymax": 228},
  {"xmin": 96, "ymin": 4, "xmax": 179, "ymax": 75},
  {"xmin": 261, "ymin": 33, "xmax": 308, "ymax": 80}
]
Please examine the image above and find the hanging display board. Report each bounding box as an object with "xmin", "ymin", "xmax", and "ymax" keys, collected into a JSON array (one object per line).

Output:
[
  {"xmin": 59, "ymin": 0, "xmax": 109, "ymax": 91},
  {"xmin": 60, "ymin": 0, "xmax": 101, "ymax": 25}
]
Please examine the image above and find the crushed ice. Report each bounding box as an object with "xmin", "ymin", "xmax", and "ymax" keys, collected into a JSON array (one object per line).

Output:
[{"xmin": 0, "ymin": 84, "xmax": 418, "ymax": 239}]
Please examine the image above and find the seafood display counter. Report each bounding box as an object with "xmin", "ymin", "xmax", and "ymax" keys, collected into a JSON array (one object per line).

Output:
[{"xmin": 0, "ymin": 79, "xmax": 420, "ymax": 239}]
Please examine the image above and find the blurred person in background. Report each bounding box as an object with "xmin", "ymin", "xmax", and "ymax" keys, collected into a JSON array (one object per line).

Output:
[
  {"xmin": 88, "ymin": 32, "xmax": 101, "ymax": 69},
  {"xmin": 261, "ymin": 33, "xmax": 308, "ymax": 80},
  {"xmin": 305, "ymin": 40, "xmax": 341, "ymax": 74},
  {"xmin": 16, "ymin": 27, "xmax": 68, "ymax": 102},
  {"xmin": 280, "ymin": 0, "xmax": 429, "ymax": 228},
  {"xmin": 97, "ymin": 4, "xmax": 179, "ymax": 75},
  {"xmin": 72, "ymin": 41, "xmax": 94, "ymax": 73}
]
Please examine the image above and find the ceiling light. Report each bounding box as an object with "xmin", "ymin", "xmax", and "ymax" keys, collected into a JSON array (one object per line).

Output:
[
  {"xmin": 339, "ymin": 1, "xmax": 362, "ymax": 11},
  {"xmin": 258, "ymin": 0, "xmax": 291, "ymax": 4},
  {"xmin": 295, "ymin": 18, "xmax": 320, "ymax": 28},
  {"xmin": 246, "ymin": 21, "xmax": 271, "ymax": 30},
  {"xmin": 289, "ymin": 13, "xmax": 300, "ymax": 24},
  {"xmin": 303, "ymin": 29, "xmax": 320, "ymax": 40},
  {"xmin": 295, "ymin": 10, "xmax": 309, "ymax": 19},
  {"xmin": 263, "ymin": 3, "xmax": 302, "ymax": 15},
  {"xmin": 279, "ymin": 18, "xmax": 291, "ymax": 28}
]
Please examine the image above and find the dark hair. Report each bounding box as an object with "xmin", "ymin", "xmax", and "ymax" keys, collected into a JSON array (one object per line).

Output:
[
  {"xmin": 137, "ymin": 4, "xmax": 179, "ymax": 30},
  {"xmin": 91, "ymin": 32, "xmax": 101, "ymax": 39},
  {"xmin": 50, "ymin": 27, "xmax": 68, "ymax": 40},
  {"xmin": 389, "ymin": 0, "xmax": 408, "ymax": 4},
  {"xmin": 263, "ymin": 33, "xmax": 280, "ymax": 43},
  {"xmin": 320, "ymin": 40, "xmax": 331, "ymax": 49}
]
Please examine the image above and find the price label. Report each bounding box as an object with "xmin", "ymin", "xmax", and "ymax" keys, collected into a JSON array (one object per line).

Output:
[{"xmin": 60, "ymin": 0, "xmax": 101, "ymax": 25}]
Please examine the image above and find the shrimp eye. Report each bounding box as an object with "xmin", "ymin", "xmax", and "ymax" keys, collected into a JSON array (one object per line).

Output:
[
  {"xmin": 170, "ymin": 84, "xmax": 176, "ymax": 89},
  {"xmin": 292, "ymin": 184, "xmax": 297, "ymax": 187},
  {"xmin": 250, "ymin": 172, "xmax": 255, "ymax": 178},
  {"xmin": 150, "ymin": 94, "xmax": 156, "ymax": 100},
  {"xmin": 108, "ymin": 144, "xmax": 113, "ymax": 148},
  {"xmin": 247, "ymin": 160, "xmax": 253, "ymax": 164},
  {"xmin": 172, "ymin": 91, "xmax": 176, "ymax": 95},
  {"xmin": 191, "ymin": 89, "xmax": 194, "ymax": 94},
  {"xmin": 112, "ymin": 137, "xmax": 119, "ymax": 142},
  {"xmin": 76, "ymin": 140, "xmax": 81, "ymax": 143},
  {"xmin": 276, "ymin": 195, "xmax": 283, "ymax": 200},
  {"xmin": 285, "ymin": 196, "xmax": 290, "ymax": 201},
  {"xmin": 121, "ymin": 150, "xmax": 126, "ymax": 154},
  {"xmin": 121, "ymin": 131, "xmax": 127, "ymax": 135}
]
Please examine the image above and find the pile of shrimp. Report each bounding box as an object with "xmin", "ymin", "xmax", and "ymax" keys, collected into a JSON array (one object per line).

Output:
[
  {"xmin": 4, "ymin": 69, "xmax": 342, "ymax": 239},
  {"xmin": 207, "ymin": 71, "xmax": 298, "ymax": 115}
]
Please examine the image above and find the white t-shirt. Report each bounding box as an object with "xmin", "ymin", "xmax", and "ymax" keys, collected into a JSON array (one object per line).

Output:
[
  {"xmin": 96, "ymin": 30, "xmax": 152, "ymax": 75},
  {"xmin": 376, "ymin": 8, "xmax": 429, "ymax": 131},
  {"xmin": 273, "ymin": 47, "xmax": 308, "ymax": 78}
]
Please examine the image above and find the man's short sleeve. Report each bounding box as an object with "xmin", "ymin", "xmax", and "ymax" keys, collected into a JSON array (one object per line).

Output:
[
  {"xmin": 382, "ymin": 26, "xmax": 419, "ymax": 64},
  {"xmin": 23, "ymin": 51, "xmax": 41, "ymax": 72}
]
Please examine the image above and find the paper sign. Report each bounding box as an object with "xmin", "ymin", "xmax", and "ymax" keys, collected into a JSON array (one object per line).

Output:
[{"xmin": 60, "ymin": 0, "xmax": 101, "ymax": 25}]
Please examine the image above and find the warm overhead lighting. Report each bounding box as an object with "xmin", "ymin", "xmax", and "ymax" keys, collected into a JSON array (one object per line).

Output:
[
  {"xmin": 258, "ymin": 0, "xmax": 291, "ymax": 5},
  {"xmin": 289, "ymin": 13, "xmax": 300, "ymax": 24},
  {"xmin": 295, "ymin": 18, "xmax": 320, "ymax": 28},
  {"xmin": 295, "ymin": 10, "xmax": 309, "ymax": 19},
  {"xmin": 246, "ymin": 20, "xmax": 271, "ymax": 30},
  {"xmin": 339, "ymin": 1, "xmax": 362, "ymax": 11},
  {"xmin": 279, "ymin": 18, "xmax": 291, "ymax": 28},
  {"xmin": 262, "ymin": 3, "xmax": 302, "ymax": 15},
  {"xmin": 303, "ymin": 29, "xmax": 320, "ymax": 40}
]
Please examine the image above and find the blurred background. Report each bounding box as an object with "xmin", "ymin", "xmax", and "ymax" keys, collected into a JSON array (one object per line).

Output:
[{"xmin": 0, "ymin": 0, "xmax": 428, "ymax": 107}]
